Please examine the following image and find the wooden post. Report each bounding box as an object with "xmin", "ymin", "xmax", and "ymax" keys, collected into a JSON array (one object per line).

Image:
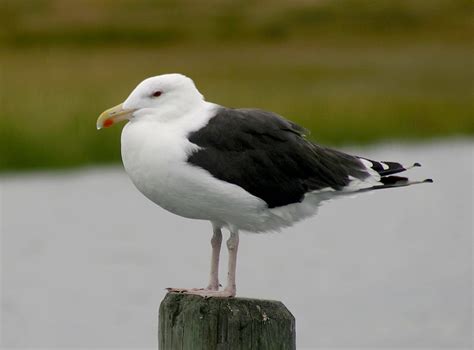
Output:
[{"xmin": 159, "ymin": 292, "xmax": 296, "ymax": 350}]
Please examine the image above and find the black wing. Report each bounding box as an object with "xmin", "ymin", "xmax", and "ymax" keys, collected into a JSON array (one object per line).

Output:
[{"xmin": 187, "ymin": 107, "xmax": 370, "ymax": 208}]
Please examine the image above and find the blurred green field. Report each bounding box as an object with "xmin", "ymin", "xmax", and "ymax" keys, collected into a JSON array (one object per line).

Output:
[{"xmin": 0, "ymin": 0, "xmax": 473, "ymax": 171}]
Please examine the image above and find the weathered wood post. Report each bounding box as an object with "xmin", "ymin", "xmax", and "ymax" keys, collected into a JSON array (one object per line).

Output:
[{"xmin": 159, "ymin": 292, "xmax": 296, "ymax": 350}]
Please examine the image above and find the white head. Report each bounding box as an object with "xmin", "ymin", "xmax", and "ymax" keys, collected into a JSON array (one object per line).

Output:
[{"xmin": 97, "ymin": 73, "xmax": 204, "ymax": 129}]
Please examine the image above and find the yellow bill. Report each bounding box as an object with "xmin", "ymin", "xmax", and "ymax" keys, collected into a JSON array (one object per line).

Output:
[{"xmin": 97, "ymin": 103, "xmax": 135, "ymax": 130}]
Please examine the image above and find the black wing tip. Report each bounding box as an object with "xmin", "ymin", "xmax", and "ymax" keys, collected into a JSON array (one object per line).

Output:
[
  {"xmin": 413, "ymin": 162, "xmax": 422, "ymax": 167},
  {"xmin": 423, "ymin": 178, "xmax": 434, "ymax": 183}
]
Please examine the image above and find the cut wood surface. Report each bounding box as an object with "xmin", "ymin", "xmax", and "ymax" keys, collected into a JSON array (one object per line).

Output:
[{"xmin": 159, "ymin": 292, "xmax": 296, "ymax": 350}]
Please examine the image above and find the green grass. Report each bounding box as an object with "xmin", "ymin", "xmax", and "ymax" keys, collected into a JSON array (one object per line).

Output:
[{"xmin": 0, "ymin": 0, "xmax": 473, "ymax": 171}]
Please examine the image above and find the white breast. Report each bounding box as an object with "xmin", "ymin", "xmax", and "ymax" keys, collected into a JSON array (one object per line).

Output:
[{"xmin": 120, "ymin": 103, "xmax": 271, "ymax": 230}]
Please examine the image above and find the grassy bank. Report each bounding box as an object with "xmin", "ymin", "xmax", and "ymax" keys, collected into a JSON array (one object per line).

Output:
[{"xmin": 0, "ymin": 1, "xmax": 472, "ymax": 171}]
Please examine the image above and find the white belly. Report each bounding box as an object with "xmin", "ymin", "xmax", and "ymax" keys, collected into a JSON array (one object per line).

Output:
[
  {"xmin": 120, "ymin": 108, "xmax": 329, "ymax": 233},
  {"xmin": 120, "ymin": 116, "xmax": 274, "ymax": 230}
]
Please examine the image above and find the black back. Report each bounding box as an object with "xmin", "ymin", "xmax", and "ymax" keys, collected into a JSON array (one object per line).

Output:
[{"xmin": 187, "ymin": 108, "xmax": 369, "ymax": 208}]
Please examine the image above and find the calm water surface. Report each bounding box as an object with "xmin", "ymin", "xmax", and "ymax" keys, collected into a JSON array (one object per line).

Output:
[{"xmin": 1, "ymin": 139, "xmax": 472, "ymax": 349}]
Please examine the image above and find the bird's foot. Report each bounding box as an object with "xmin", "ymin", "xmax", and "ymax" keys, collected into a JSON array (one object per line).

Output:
[
  {"xmin": 186, "ymin": 288, "xmax": 236, "ymax": 298},
  {"xmin": 166, "ymin": 282, "xmax": 221, "ymax": 294},
  {"xmin": 165, "ymin": 287, "xmax": 202, "ymax": 293},
  {"xmin": 166, "ymin": 287, "xmax": 235, "ymax": 298}
]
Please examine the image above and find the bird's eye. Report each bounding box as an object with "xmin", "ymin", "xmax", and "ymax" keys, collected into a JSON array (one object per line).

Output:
[{"xmin": 152, "ymin": 91, "xmax": 162, "ymax": 97}]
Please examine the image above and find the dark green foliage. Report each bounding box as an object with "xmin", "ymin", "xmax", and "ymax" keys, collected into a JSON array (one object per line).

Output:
[{"xmin": 0, "ymin": 0, "xmax": 472, "ymax": 171}]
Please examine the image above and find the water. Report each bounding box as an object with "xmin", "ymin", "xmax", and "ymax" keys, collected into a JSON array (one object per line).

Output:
[{"xmin": 1, "ymin": 140, "xmax": 472, "ymax": 349}]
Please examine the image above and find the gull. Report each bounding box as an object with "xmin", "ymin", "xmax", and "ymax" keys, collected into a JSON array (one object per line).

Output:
[{"xmin": 97, "ymin": 73, "xmax": 432, "ymax": 297}]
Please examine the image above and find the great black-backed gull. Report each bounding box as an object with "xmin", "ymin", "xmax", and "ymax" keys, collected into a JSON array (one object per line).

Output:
[{"xmin": 97, "ymin": 73, "xmax": 432, "ymax": 297}]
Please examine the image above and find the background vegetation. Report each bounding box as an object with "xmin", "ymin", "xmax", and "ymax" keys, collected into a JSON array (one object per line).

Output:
[{"xmin": 0, "ymin": 0, "xmax": 472, "ymax": 171}]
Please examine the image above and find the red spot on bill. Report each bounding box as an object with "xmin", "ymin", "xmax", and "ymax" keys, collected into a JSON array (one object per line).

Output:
[{"xmin": 103, "ymin": 118, "xmax": 114, "ymax": 128}]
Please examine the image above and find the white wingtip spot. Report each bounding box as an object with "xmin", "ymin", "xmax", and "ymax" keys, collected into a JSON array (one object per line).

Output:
[{"xmin": 360, "ymin": 159, "xmax": 373, "ymax": 169}]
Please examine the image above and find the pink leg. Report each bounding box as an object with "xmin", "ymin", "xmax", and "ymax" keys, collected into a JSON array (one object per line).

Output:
[
  {"xmin": 167, "ymin": 223, "xmax": 223, "ymax": 294},
  {"xmin": 223, "ymin": 229, "xmax": 239, "ymax": 295},
  {"xmin": 185, "ymin": 229, "xmax": 239, "ymax": 298},
  {"xmin": 167, "ymin": 228, "xmax": 240, "ymax": 298},
  {"xmin": 206, "ymin": 225, "xmax": 222, "ymax": 290}
]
